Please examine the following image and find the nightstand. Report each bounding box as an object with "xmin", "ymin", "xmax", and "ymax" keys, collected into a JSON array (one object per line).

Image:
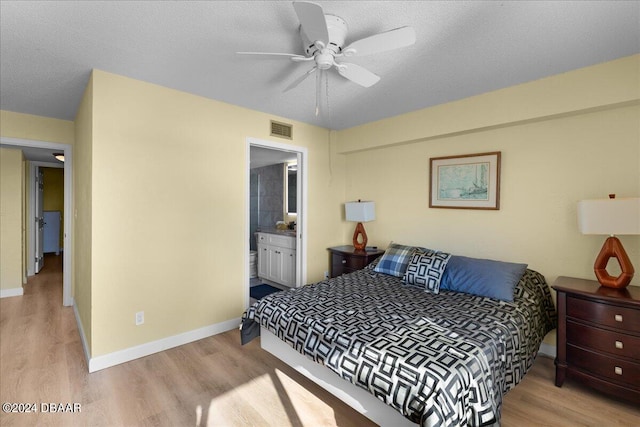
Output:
[
  {"xmin": 553, "ymin": 276, "xmax": 640, "ymax": 403},
  {"xmin": 328, "ymin": 245, "xmax": 385, "ymax": 278}
]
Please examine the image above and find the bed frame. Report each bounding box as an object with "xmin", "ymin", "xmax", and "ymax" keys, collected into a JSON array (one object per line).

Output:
[{"xmin": 261, "ymin": 326, "xmax": 416, "ymax": 426}]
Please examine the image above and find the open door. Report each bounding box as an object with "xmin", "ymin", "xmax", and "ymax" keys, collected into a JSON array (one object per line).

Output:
[
  {"xmin": 34, "ymin": 167, "xmax": 44, "ymax": 273},
  {"xmin": 247, "ymin": 137, "xmax": 307, "ymax": 308}
]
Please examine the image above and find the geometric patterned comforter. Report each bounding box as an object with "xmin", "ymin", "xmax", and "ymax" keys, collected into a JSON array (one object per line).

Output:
[{"xmin": 241, "ymin": 267, "xmax": 556, "ymax": 427}]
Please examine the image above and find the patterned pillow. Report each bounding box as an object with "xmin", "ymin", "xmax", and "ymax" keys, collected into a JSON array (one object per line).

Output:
[
  {"xmin": 403, "ymin": 249, "xmax": 452, "ymax": 294},
  {"xmin": 373, "ymin": 243, "xmax": 416, "ymax": 277}
]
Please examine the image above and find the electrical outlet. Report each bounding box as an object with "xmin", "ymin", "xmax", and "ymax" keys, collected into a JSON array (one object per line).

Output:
[
  {"xmin": 135, "ymin": 311, "xmax": 144, "ymax": 326},
  {"xmin": 324, "ymin": 271, "xmax": 329, "ymax": 279}
]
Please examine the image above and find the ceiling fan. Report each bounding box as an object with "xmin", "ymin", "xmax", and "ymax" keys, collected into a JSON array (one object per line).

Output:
[{"xmin": 238, "ymin": 1, "xmax": 416, "ymax": 115}]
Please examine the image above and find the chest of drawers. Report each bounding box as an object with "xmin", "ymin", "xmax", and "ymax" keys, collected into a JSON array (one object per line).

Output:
[{"xmin": 553, "ymin": 276, "xmax": 640, "ymax": 403}]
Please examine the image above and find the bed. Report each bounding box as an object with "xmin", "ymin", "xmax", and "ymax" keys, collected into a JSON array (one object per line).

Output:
[{"xmin": 241, "ymin": 248, "xmax": 556, "ymax": 426}]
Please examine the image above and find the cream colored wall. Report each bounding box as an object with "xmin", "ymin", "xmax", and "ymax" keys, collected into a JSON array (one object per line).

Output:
[
  {"xmin": 0, "ymin": 147, "xmax": 25, "ymax": 290},
  {"xmin": 0, "ymin": 111, "xmax": 74, "ymax": 190},
  {"xmin": 337, "ymin": 55, "xmax": 639, "ymax": 154},
  {"xmin": 341, "ymin": 105, "xmax": 639, "ymax": 283},
  {"xmin": 88, "ymin": 70, "xmax": 343, "ymax": 357},
  {"xmin": 337, "ymin": 55, "xmax": 640, "ymax": 291},
  {"xmin": 0, "ymin": 110, "xmax": 75, "ymax": 144},
  {"xmin": 73, "ymin": 73, "xmax": 94, "ymax": 353}
]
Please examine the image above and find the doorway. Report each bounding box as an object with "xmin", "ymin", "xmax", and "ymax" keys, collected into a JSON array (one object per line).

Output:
[
  {"xmin": 0, "ymin": 137, "xmax": 73, "ymax": 306},
  {"xmin": 246, "ymin": 137, "xmax": 307, "ymax": 308}
]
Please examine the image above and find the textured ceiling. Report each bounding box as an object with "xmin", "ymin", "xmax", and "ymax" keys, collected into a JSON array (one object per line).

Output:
[{"xmin": 1, "ymin": 1, "xmax": 638, "ymax": 131}]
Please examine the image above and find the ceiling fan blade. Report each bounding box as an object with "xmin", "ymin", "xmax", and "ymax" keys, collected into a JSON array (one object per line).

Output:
[
  {"xmin": 343, "ymin": 26, "xmax": 416, "ymax": 56},
  {"xmin": 237, "ymin": 52, "xmax": 310, "ymax": 61},
  {"xmin": 337, "ymin": 63, "xmax": 380, "ymax": 88},
  {"xmin": 293, "ymin": 1, "xmax": 329, "ymax": 46},
  {"xmin": 284, "ymin": 67, "xmax": 317, "ymax": 92}
]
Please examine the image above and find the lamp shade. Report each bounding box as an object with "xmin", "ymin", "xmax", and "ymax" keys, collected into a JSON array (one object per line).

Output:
[
  {"xmin": 578, "ymin": 197, "xmax": 640, "ymax": 235},
  {"xmin": 345, "ymin": 201, "xmax": 376, "ymax": 222}
]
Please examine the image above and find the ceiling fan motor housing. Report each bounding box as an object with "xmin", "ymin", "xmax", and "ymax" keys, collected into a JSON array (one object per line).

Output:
[
  {"xmin": 301, "ymin": 14, "xmax": 347, "ymax": 56},
  {"xmin": 238, "ymin": 2, "xmax": 415, "ymax": 102}
]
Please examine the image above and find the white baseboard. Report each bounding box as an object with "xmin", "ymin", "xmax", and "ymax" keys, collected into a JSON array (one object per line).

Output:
[
  {"xmin": 538, "ymin": 342, "xmax": 556, "ymax": 359},
  {"xmin": 0, "ymin": 287, "xmax": 24, "ymax": 298},
  {"xmin": 85, "ymin": 317, "xmax": 241, "ymax": 373},
  {"xmin": 73, "ymin": 301, "xmax": 92, "ymax": 371}
]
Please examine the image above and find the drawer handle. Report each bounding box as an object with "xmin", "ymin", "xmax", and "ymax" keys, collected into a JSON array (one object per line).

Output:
[
  {"xmin": 615, "ymin": 340, "xmax": 624, "ymax": 349},
  {"xmin": 614, "ymin": 314, "xmax": 623, "ymax": 322},
  {"xmin": 614, "ymin": 366, "xmax": 623, "ymax": 376}
]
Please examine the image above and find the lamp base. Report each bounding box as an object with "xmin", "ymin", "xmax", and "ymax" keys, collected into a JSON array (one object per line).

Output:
[
  {"xmin": 594, "ymin": 236, "xmax": 635, "ymax": 289},
  {"xmin": 352, "ymin": 222, "xmax": 368, "ymax": 251}
]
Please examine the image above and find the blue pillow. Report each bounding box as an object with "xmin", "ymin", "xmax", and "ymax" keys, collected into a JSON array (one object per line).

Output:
[
  {"xmin": 403, "ymin": 249, "xmax": 452, "ymax": 294},
  {"xmin": 440, "ymin": 256, "xmax": 527, "ymax": 302},
  {"xmin": 373, "ymin": 243, "xmax": 415, "ymax": 277}
]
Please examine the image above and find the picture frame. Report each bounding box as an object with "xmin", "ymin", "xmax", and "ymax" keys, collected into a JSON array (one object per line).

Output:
[{"xmin": 429, "ymin": 151, "xmax": 501, "ymax": 210}]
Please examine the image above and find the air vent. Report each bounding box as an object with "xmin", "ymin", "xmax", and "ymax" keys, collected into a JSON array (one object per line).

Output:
[{"xmin": 270, "ymin": 120, "xmax": 293, "ymax": 139}]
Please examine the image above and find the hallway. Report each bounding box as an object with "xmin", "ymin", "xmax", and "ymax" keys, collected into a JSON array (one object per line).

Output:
[
  {"xmin": 0, "ymin": 255, "xmax": 371, "ymax": 426},
  {"xmin": 0, "ymin": 253, "xmax": 82, "ymax": 424}
]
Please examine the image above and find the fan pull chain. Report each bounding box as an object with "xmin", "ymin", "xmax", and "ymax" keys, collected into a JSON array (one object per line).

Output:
[
  {"xmin": 325, "ymin": 69, "xmax": 329, "ymax": 111},
  {"xmin": 315, "ymin": 69, "xmax": 321, "ymax": 116}
]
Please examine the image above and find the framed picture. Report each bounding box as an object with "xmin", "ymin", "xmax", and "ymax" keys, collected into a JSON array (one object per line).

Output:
[{"xmin": 429, "ymin": 151, "xmax": 501, "ymax": 210}]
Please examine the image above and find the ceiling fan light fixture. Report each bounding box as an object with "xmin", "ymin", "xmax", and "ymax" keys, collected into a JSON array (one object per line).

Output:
[
  {"xmin": 238, "ymin": 1, "xmax": 416, "ymax": 116},
  {"xmin": 316, "ymin": 50, "xmax": 334, "ymax": 69}
]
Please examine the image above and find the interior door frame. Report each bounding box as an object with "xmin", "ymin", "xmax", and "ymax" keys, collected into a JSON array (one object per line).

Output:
[
  {"xmin": 246, "ymin": 137, "xmax": 308, "ymax": 307},
  {"xmin": 1, "ymin": 137, "xmax": 73, "ymax": 307},
  {"xmin": 34, "ymin": 165, "xmax": 45, "ymax": 273},
  {"xmin": 29, "ymin": 162, "xmax": 63, "ymax": 274}
]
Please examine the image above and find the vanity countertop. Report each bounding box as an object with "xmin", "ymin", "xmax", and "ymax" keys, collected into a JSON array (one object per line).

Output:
[{"xmin": 256, "ymin": 229, "xmax": 297, "ymax": 237}]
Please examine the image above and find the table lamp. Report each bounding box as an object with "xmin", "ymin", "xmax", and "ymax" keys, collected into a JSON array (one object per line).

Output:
[
  {"xmin": 577, "ymin": 195, "xmax": 640, "ymax": 288},
  {"xmin": 345, "ymin": 200, "xmax": 375, "ymax": 251}
]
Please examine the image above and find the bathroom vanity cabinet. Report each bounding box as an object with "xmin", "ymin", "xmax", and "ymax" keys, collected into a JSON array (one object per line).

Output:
[{"xmin": 256, "ymin": 232, "xmax": 296, "ymax": 287}]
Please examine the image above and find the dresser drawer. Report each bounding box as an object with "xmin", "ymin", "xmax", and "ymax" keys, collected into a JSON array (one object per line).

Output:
[
  {"xmin": 568, "ymin": 296, "xmax": 640, "ymax": 333},
  {"xmin": 567, "ymin": 320, "xmax": 640, "ymax": 359},
  {"xmin": 567, "ymin": 345, "xmax": 640, "ymax": 388},
  {"xmin": 332, "ymin": 253, "xmax": 367, "ymax": 270}
]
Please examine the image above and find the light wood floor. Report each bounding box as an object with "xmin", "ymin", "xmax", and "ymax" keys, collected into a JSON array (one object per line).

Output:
[{"xmin": 1, "ymin": 254, "xmax": 638, "ymax": 426}]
